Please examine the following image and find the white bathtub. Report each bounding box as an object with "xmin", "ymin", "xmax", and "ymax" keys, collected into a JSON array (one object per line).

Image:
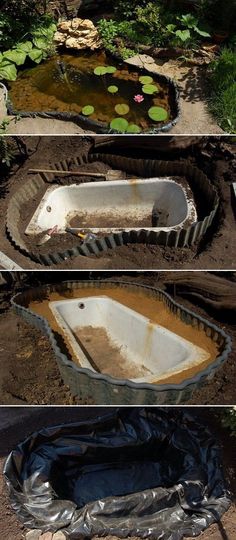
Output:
[
  {"xmin": 25, "ymin": 177, "xmax": 197, "ymax": 235},
  {"xmin": 49, "ymin": 296, "xmax": 209, "ymax": 383}
]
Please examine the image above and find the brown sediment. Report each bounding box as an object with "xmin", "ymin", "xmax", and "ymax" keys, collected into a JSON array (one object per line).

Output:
[
  {"xmin": 68, "ymin": 208, "xmax": 169, "ymax": 229},
  {"xmin": 28, "ymin": 285, "xmax": 219, "ymax": 385},
  {"xmin": 74, "ymin": 326, "xmax": 150, "ymax": 379}
]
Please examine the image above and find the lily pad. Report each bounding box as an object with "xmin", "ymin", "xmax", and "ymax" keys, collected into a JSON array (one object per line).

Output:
[
  {"xmin": 139, "ymin": 75, "xmax": 153, "ymax": 84},
  {"xmin": 148, "ymin": 106, "xmax": 168, "ymax": 122},
  {"xmin": 108, "ymin": 85, "xmax": 119, "ymax": 94},
  {"xmin": 106, "ymin": 66, "xmax": 117, "ymax": 74},
  {"xmin": 115, "ymin": 103, "xmax": 130, "ymax": 115},
  {"xmin": 94, "ymin": 66, "xmax": 107, "ymax": 76},
  {"xmin": 82, "ymin": 105, "xmax": 94, "ymax": 116},
  {"xmin": 110, "ymin": 117, "xmax": 129, "ymax": 132},
  {"xmin": 142, "ymin": 84, "xmax": 159, "ymax": 95},
  {"xmin": 126, "ymin": 124, "xmax": 141, "ymax": 133}
]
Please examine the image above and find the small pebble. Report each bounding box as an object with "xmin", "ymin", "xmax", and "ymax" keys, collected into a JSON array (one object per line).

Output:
[
  {"xmin": 53, "ymin": 532, "xmax": 67, "ymax": 539},
  {"xmin": 25, "ymin": 530, "xmax": 42, "ymax": 540}
]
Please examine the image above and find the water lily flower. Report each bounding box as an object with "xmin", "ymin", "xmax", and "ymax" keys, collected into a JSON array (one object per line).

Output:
[{"xmin": 134, "ymin": 94, "xmax": 144, "ymax": 103}]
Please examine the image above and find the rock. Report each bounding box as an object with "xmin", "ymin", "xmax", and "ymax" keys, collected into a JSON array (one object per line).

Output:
[
  {"xmin": 25, "ymin": 531, "xmax": 42, "ymax": 540},
  {"xmin": 53, "ymin": 532, "xmax": 67, "ymax": 539},
  {"xmin": 54, "ymin": 18, "xmax": 102, "ymax": 50},
  {"xmin": 39, "ymin": 533, "xmax": 53, "ymax": 540}
]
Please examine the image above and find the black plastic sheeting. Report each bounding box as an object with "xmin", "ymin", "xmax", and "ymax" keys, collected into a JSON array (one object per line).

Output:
[{"xmin": 4, "ymin": 408, "xmax": 231, "ymax": 539}]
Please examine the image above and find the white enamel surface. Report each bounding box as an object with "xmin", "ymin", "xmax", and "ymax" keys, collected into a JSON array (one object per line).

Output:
[
  {"xmin": 25, "ymin": 177, "xmax": 197, "ymax": 235},
  {"xmin": 49, "ymin": 296, "xmax": 209, "ymax": 384}
]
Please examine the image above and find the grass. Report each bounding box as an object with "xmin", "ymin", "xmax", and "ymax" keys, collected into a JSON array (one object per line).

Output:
[{"xmin": 208, "ymin": 48, "xmax": 236, "ymax": 133}]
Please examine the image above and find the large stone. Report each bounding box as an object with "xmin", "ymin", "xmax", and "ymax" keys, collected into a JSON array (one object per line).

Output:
[
  {"xmin": 25, "ymin": 531, "xmax": 42, "ymax": 540},
  {"xmin": 39, "ymin": 533, "xmax": 53, "ymax": 540},
  {"xmin": 53, "ymin": 532, "xmax": 67, "ymax": 539},
  {"xmin": 54, "ymin": 18, "xmax": 102, "ymax": 50}
]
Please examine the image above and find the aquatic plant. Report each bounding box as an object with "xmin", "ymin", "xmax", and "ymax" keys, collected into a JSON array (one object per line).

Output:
[
  {"xmin": 139, "ymin": 75, "xmax": 153, "ymax": 84},
  {"xmin": 134, "ymin": 94, "xmax": 144, "ymax": 103},
  {"xmin": 108, "ymin": 85, "xmax": 119, "ymax": 94},
  {"xmin": 110, "ymin": 117, "xmax": 129, "ymax": 131},
  {"xmin": 148, "ymin": 106, "xmax": 168, "ymax": 121},
  {"xmin": 115, "ymin": 104, "xmax": 130, "ymax": 115},
  {"xmin": 142, "ymin": 84, "xmax": 159, "ymax": 95},
  {"xmin": 82, "ymin": 105, "xmax": 95, "ymax": 116}
]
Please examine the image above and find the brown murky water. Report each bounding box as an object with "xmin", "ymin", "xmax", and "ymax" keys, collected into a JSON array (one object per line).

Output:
[
  {"xmin": 28, "ymin": 285, "xmax": 219, "ymax": 385},
  {"xmin": 9, "ymin": 51, "xmax": 173, "ymax": 131}
]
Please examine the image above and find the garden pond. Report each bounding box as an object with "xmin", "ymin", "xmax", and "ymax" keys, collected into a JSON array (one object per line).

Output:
[{"xmin": 8, "ymin": 50, "xmax": 179, "ymax": 133}]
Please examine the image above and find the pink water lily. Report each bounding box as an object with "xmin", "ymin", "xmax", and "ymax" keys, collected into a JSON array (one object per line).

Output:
[{"xmin": 134, "ymin": 94, "xmax": 144, "ymax": 103}]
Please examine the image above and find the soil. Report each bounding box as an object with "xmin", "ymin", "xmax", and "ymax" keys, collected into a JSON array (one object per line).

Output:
[
  {"xmin": 0, "ymin": 271, "xmax": 235, "ymax": 405},
  {"xmin": 0, "ymin": 407, "xmax": 235, "ymax": 540},
  {"xmin": 74, "ymin": 326, "xmax": 152, "ymax": 379},
  {"xmin": 1, "ymin": 136, "xmax": 235, "ymax": 270}
]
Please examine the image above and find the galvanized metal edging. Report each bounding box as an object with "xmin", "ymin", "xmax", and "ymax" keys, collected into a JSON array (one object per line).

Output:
[
  {"xmin": 6, "ymin": 154, "xmax": 219, "ymax": 267},
  {"xmin": 11, "ymin": 280, "xmax": 232, "ymax": 405}
]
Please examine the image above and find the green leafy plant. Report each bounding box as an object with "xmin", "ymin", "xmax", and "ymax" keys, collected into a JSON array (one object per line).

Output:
[
  {"xmin": 0, "ymin": 16, "xmax": 57, "ymax": 81},
  {"xmin": 110, "ymin": 117, "xmax": 129, "ymax": 131},
  {"xmin": 115, "ymin": 103, "xmax": 130, "ymax": 115},
  {"xmin": 110, "ymin": 117, "xmax": 142, "ymax": 133},
  {"xmin": 221, "ymin": 408, "xmax": 236, "ymax": 436},
  {"xmin": 148, "ymin": 106, "xmax": 168, "ymax": 121},
  {"xmin": 166, "ymin": 12, "xmax": 210, "ymax": 47},
  {"xmin": 126, "ymin": 124, "xmax": 141, "ymax": 133},
  {"xmin": 82, "ymin": 105, "xmax": 94, "ymax": 116},
  {"xmin": 108, "ymin": 85, "xmax": 119, "ymax": 94},
  {"xmin": 142, "ymin": 84, "xmax": 159, "ymax": 95},
  {"xmin": 208, "ymin": 48, "xmax": 236, "ymax": 133},
  {"xmin": 139, "ymin": 75, "xmax": 153, "ymax": 84}
]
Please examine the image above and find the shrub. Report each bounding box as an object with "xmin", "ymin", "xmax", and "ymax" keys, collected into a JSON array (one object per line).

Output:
[{"xmin": 222, "ymin": 407, "xmax": 236, "ymax": 436}]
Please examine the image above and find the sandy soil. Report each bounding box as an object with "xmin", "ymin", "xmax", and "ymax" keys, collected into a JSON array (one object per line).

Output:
[
  {"xmin": 0, "ymin": 136, "xmax": 235, "ymax": 270},
  {"xmin": 0, "ymin": 407, "xmax": 235, "ymax": 540},
  {"xmin": 0, "ymin": 272, "xmax": 235, "ymax": 405}
]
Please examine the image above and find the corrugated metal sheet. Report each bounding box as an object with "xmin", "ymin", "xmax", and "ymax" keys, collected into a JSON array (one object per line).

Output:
[
  {"xmin": 6, "ymin": 154, "xmax": 219, "ymax": 266},
  {"xmin": 11, "ymin": 280, "xmax": 231, "ymax": 405}
]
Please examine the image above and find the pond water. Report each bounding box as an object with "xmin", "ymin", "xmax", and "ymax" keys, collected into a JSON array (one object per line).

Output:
[{"xmin": 9, "ymin": 50, "xmax": 176, "ymax": 132}]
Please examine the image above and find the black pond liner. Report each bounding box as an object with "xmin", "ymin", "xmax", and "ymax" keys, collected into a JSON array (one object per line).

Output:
[
  {"xmin": 6, "ymin": 153, "xmax": 219, "ymax": 267},
  {"xmin": 6, "ymin": 61, "xmax": 181, "ymax": 134},
  {"xmin": 4, "ymin": 408, "xmax": 231, "ymax": 539},
  {"xmin": 11, "ymin": 281, "xmax": 232, "ymax": 405}
]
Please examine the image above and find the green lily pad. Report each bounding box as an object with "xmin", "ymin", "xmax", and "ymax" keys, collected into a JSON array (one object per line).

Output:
[
  {"xmin": 106, "ymin": 66, "xmax": 117, "ymax": 73},
  {"xmin": 142, "ymin": 84, "xmax": 159, "ymax": 95},
  {"xmin": 126, "ymin": 124, "xmax": 141, "ymax": 133},
  {"xmin": 139, "ymin": 75, "xmax": 153, "ymax": 84},
  {"xmin": 148, "ymin": 106, "xmax": 168, "ymax": 122},
  {"xmin": 108, "ymin": 85, "xmax": 119, "ymax": 94},
  {"xmin": 82, "ymin": 105, "xmax": 95, "ymax": 116},
  {"xmin": 94, "ymin": 66, "xmax": 107, "ymax": 76},
  {"xmin": 115, "ymin": 103, "xmax": 130, "ymax": 115},
  {"xmin": 110, "ymin": 117, "xmax": 129, "ymax": 132}
]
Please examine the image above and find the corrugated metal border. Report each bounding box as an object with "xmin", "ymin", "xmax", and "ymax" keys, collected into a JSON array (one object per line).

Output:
[
  {"xmin": 11, "ymin": 280, "xmax": 232, "ymax": 405},
  {"xmin": 7, "ymin": 64, "xmax": 181, "ymax": 134},
  {"xmin": 6, "ymin": 154, "xmax": 219, "ymax": 266}
]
